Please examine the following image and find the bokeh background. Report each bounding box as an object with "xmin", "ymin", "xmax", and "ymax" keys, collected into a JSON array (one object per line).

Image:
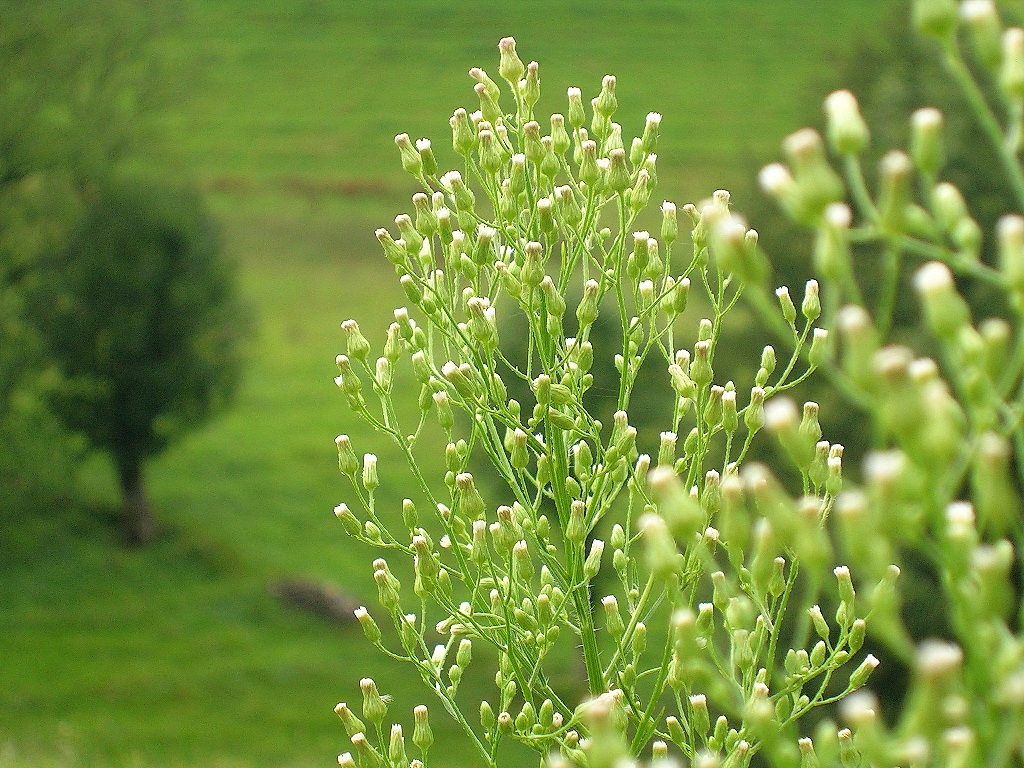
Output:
[{"xmin": 0, "ymin": 1, "xmax": 943, "ymax": 765}]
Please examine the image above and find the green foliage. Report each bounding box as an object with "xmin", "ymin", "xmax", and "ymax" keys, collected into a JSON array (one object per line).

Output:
[
  {"xmin": 335, "ymin": 3, "xmax": 1024, "ymax": 766},
  {"xmin": 25, "ymin": 177, "xmax": 249, "ymax": 539}
]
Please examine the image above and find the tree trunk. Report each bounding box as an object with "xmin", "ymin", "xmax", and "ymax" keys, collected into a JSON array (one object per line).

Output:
[{"xmin": 116, "ymin": 454, "xmax": 158, "ymax": 545}]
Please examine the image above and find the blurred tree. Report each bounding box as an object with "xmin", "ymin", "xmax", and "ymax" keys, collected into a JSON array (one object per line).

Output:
[
  {"xmin": 25, "ymin": 178, "xmax": 249, "ymax": 544},
  {"xmin": 0, "ymin": 0, "xmax": 185, "ymax": 517}
]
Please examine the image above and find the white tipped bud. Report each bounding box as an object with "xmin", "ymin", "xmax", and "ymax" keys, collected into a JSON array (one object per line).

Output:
[
  {"xmin": 1003, "ymin": 28, "xmax": 1024, "ymax": 99},
  {"xmin": 824, "ymin": 90, "xmax": 869, "ymax": 155},
  {"xmin": 759, "ymin": 163, "xmax": 794, "ymax": 196}
]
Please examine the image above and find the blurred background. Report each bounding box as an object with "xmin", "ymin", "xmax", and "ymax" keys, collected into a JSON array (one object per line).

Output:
[{"xmin": 0, "ymin": 0, "xmax": 972, "ymax": 765}]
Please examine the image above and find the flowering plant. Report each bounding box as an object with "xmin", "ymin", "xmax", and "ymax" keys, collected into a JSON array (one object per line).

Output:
[{"xmin": 332, "ymin": 2, "xmax": 1024, "ymax": 765}]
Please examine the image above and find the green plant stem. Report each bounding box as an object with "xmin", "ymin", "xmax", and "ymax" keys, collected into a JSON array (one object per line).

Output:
[{"xmin": 942, "ymin": 45, "xmax": 1024, "ymax": 213}]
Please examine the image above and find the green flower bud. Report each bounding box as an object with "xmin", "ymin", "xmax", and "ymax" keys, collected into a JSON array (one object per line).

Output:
[
  {"xmin": 914, "ymin": 261, "xmax": 971, "ymax": 340},
  {"xmin": 341, "ymin": 319, "xmax": 371, "ymax": 363},
  {"xmin": 640, "ymin": 512, "xmax": 680, "ymax": 579},
  {"xmin": 998, "ymin": 215, "xmax": 1024, "ymax": 301},
  {"xmin": 963, "ymin": 0, "xmax": 1003, "ymax": 69},
  {"xmin": 666, "ymin": 716, "xmax": 687, "ymax": 746},
  {"xmin": 648, "ymin": 465, "xmax": 704, "ymax": 542},
  {"xmin": 550, "ymin": 113, "xmax": 571, "ymax": 155},
  {"xmin": 473, "ymin": 81, "xmax": 501, "ymax": 125},
  {"xmin": 360, "ymin": 677, "xmax": 390, "ymax": 725},
  {"xmin": 513, "ymin": 539, "xmax": 534, "ymax": 581},
  {"xmin": 334, "ymin": 701, "xmax": 366, "ymax": 739},
  {"xmin": 412, "ymin": 704, "xmax": 433, "ymax": 753},
  {"xmin": 578, "ymin": 139, "xmax": 600, "ymax": 185},
  {"xmin": 878, "ymin": 150, "xmax": 913, "ymax": 232},
  {"xmin": 375, "ymin": 228, "xmax": 408, "ymax": 267},
  {"xmin": 523, "ymin": 60, "xmax": 540, "ymax": 108},
  {"xmin": 776, "ymin": 286, "xmax": 797, "ymax": 326},
  {"xmin": 607, "ymin": 148, "xmax": 630, "ymax": 194},
  {"xmin": 641, "ymin": 112, "xmax": 662, "ymax": 154},
  {"xmin": 388, "ymin": 724, "xmax": 408, "ymax": 767},
  {"xmin": 802, "ymin": 280, "xmax": 821, "ymax": 322},
  {"xmin": 566, "ymin": 499, "xmax": 587, "ymax": 544},
  {"xmin": 1002, "ymin": 28, "xmax": 1024, "ymax": 100},
  {"xmin": 815, "ymin": 203, "xmax": 853, "ymax": 282},
  {"xmin": 335, "ymin": 434, "xmax": 359, "ymax": 477},
  {"xmin": 335, "ymin": 355, "xmax": 362, "ymax": 399},
  {"xmin": 362, "ymin": 453, "xmax": 379, "ymax": 491},
  {"xmin": 395, "ymin": 133, "xmax": 422, "ymax": 176},
  {"xmin": 782, "ymin": 128, "xmax": 844, "ymax": 223},
  {"xmin": 911, "ymin": 107, "xmax": 944, "ymax": 175},
  {"xmin": 711, "ymin": 215, "xmax": 768, "ymax": 285},
  {"xmin": 540, "ymin": 276, "xmax": 566, "ymax": 317},
  {"xmin": 661, "ymin": 200, "xmax": 679, "ymax": 244},
  {"xmin": 480, "ymin": 700, "xmax": 495, "ymax": 730},
  {"xmin": 848, "ymin": 654, "xmax": 880, "ymax": 689},
  {"xmin": 334, "ymin": 503, "xmax": 361, "ymax": 536},
  {"xmin": 602, "ymin": 595, "xmax": 625, "ymax": 637},
  {"xmin": 395, "ymin": 213, "xmax": 423, "ymax": 256},
  {"xmin": 704, "ymin": 385, "xmax": 724, "ymax": 429},
  {"xmin": 740, "ymin": 388, "xmax": 764, "ymax": 438},
  {"xmin": 567, "ymin": 87, "xmax": 585, "ymax": 128},
  {"xmin": 583, "ymin": 539, "xmax": 604, "ymax": 579},
  {"xmin": 509, "ymin": 428, "xmax": 529, "ymax": 471},
  {"xmin": 824, "ymin": 90, "xmax": 869, "ymax": 156},
  {"xmin": 594, "ymin": 74, "xmax": 617, "ymax": 117},
  {"xmin": 691, "ymin": 340, "xmax": 713, "ymax": 387},
  {"xmin": 808, "ymin": 604, "xmax": 830, "ymax": 641},
  {"xmin": 497, "ymin": 36, "xmax": 525, "ymax": 86}
]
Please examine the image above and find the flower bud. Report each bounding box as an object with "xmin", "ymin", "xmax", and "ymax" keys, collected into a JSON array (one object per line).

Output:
[
  {"xmin": 641, "ymin": 112, "xmax": 662, "ymax": 154},
  {"xmin": 824, "ymin": 90, "xmax": 869, "ymax": 156},
  {"xmin": 334, "ymin": 503, "xmax": 361, "ymax": 536},
  {"xmin": 334, "ymin": 701, "xmax": 366, "ymax": 738},
  {"xmin": 336, "ymin": 434, "xmax": 359, "ymax": 477},
  {"xmin": 395, "ymin": 133, "xmax": 422, "ymax": 176},
  {"xmin": 388, "ymin": 724, "xmax": 408, "ymax": 766},
  {"xmin": 594, "ymin": 74, "xmax": 617, "ymax": 117},
  {"xmin": 602, "ymin": 595, "xmax": 625, "ymax": 637},
  {"xmin": 607, "ymin": 148, "xmax": 630, "ymax": 194},
  {"xmin": 567, "ymin": 87, "xmax": 585, "ymax": 128},
  {"xmin": 362, "ymin": 453, "xmax": 379, "ymax": 492},
  {"xmin": 963, "ymin": 1, "xmax": 1002, "ymax": 69},
  {"xmin": 810, "ymin": 203, "xmax": 852, "ymax": 284},
  {"xmin": 413, "ymin": 704, "xmax": 433, "ymax": 753},
  {"xmin": 802, "ymin": 280, "xmax": 821, "ymax": 322},
  {"xmin": 583, "ymin": 539, "xmax": 604, "ymax": 579},
  {"xmin": 497, "ymin": 36, "xmax": 525, "ymax": 86},
  {"xmin": 998, "ymin": 215, "xmax": 1024, "ymax": 300},
  {"xmin": 914, "ymin": 262, "xmax": 971, "ymax": 340},
  {"xmin": 878, "ymin": 150, "xmax": 913, "ymax": 232},
  {"xmin": 692, "ymin": 340, "xmax": 713, "ymax": 386},
  {"xmin": 640, "ymin": 512, "xmax": 680, "ymax": 579},
  {"xmin": 360, "ymin": 678, "xmax": 389, "ymax": 724},
  {"xmin": 782, "ymin": 128, "xmax": 844, "ymax": 223},
  {"xmin": 649, "ymin": 465, "xmax": 705, "ymax": 542},
  {"xmin": 911, "ymin": 107, "xmax": 944, "ymax": 176},
  {"xmin": 776, "ymin": 286, "xmax": 797, "ymax": 326},
  {"xmin": 1002, "ymin": 28, "xmax": 1024, "ymax": 100}
]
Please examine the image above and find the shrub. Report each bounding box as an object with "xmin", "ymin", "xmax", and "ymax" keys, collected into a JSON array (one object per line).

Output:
[{"xmin": 332, "ymin": 3, "xmax": 1024, "ymax": 766}]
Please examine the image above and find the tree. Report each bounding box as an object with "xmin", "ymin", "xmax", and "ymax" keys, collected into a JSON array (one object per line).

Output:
[
  {"xmin": 25, "ymin": 177, "xmax": 249, "ymax": 543},
  {"xmin": 0, "ymin": 0, "xmax": 183, "ymax": 516}
]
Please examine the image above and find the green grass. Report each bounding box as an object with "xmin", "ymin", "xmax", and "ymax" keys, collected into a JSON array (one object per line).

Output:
[{"xmin": 3, "ymin": 1, "xmax": 890, "ymax": 765}]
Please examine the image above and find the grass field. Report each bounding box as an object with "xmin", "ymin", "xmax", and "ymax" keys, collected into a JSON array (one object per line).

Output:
[{"xmin": 2, "ymin": 1, "xmax": 889, "ymax": 765}]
